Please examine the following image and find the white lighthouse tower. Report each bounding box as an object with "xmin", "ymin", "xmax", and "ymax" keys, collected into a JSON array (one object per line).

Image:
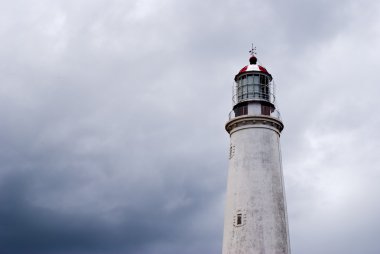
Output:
[{"xmin": 222, "ymin": 50, "xmax": 290, "ymax": 254}]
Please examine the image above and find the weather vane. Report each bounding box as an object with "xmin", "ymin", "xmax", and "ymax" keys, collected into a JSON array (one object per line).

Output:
[{"xmin": 249, "ymin": 43, "xmax": 257, "ymax": 56}]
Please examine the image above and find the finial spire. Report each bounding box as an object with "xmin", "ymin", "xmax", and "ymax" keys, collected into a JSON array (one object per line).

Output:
[
  {"xmin": 249, "ymin": 44, "xmax": 258, "ymax": 64},
  {"xmin": 249, "ymin": 43, "xmax": 257, "ymax": 56}
]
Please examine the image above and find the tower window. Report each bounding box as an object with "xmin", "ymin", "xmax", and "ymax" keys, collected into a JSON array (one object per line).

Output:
[
  {"xmin": 233, "ymin": 211, "xmax": 246, "ymax": 227},
  {"xmin": 236, "ymin": 213, "xmax": 242, "ymax": 225},
  {"xmin": 229, "ymin": 144, "xmax": 235, "ymax": 159},
  {"xmin": 261, "ymin": 105, "xmax": 271, "ymax": 116},
  {"xmin": 234, "ymin": 104, "xmax": 248, "ymax": 117}
]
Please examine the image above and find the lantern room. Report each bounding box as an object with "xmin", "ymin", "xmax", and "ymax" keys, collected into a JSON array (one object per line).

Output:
[{"xmin": 229, "ymin": 55, "xmax": 280, "ymax": 120}]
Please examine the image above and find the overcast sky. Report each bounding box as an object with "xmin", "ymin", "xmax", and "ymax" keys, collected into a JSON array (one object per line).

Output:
[{"xmin": 1, "ymin": 0, "xmax": 380, "ymax": 253}]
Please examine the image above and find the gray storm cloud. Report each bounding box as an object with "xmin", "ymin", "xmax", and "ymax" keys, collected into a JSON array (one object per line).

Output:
[{"xmin": 0, "ymin": 0, "xmax": 380, "ymax": 253}]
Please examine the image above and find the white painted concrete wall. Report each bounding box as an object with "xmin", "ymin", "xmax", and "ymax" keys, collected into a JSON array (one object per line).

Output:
[{"xmin": 222, "ymin": 123, "xmax": 290, "ymax": 254}]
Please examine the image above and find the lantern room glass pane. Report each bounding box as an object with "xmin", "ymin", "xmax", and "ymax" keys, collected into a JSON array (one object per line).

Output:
[
  {"xmin": 260, "ymin": 84, "xmax": 265, "ymax": 94},
  {"xmin": 254, "ymin": 75, "xmax": 260, "ymax": 84},
  {"xmin": 245, "ymin": 85, "xmax": 249, "ymax": 98},
  {"xmin": 260, "ymin": 75, "xmax": 264, "ymax": 84},
  {"xmin": 242, "ymin": 75, "xmax": 247, "ymax": 85},
  {"xmin": 247, "ymin": 75, "xmax": 253, "ymax": 84},
  {"xmin": 248, "ymin": 84, "xmax": 254, "ymax": 93},
  {"xmin": 238, "ymin": 85, "xmax": 243, "ymax": 101},
  {"xmin": 235, "ymin": 74, "xmax": 273, "ymax": 103}
]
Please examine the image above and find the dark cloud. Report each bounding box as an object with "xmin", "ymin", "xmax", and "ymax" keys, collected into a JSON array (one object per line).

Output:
[{"xmin": 0, "ymin": 0, "xmax": 379, "ymax": 253}]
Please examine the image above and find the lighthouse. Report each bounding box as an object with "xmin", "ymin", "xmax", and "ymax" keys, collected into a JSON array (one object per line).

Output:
[{"xmin": 222, "ymin": 50, "xmax": 291, "ymax": 254}]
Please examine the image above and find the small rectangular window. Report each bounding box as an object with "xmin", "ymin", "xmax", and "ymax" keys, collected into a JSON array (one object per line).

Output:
[
  {"xmin": 237, "ymin": 214, "xmax": 242, "ymax": 225},
  {"xmin": 234, "ymin": 105, "xmax": 248, "ymax": 116},
  {"xmin": 261, "ymin": 105, "xmax": 271, "ymax": 115},
  {"xmin": 229, "ymin": 144, "xmax": 235, "ymax": 159}
]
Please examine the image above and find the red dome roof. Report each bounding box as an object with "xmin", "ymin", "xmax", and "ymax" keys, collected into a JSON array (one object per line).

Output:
[
  {"xmin": 238, "ymin": 64, "xmax": 270, "ymax": 74},
  {"xmin": 235, "ymin": 64, "xmax": 272, "ymax": 80}
]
